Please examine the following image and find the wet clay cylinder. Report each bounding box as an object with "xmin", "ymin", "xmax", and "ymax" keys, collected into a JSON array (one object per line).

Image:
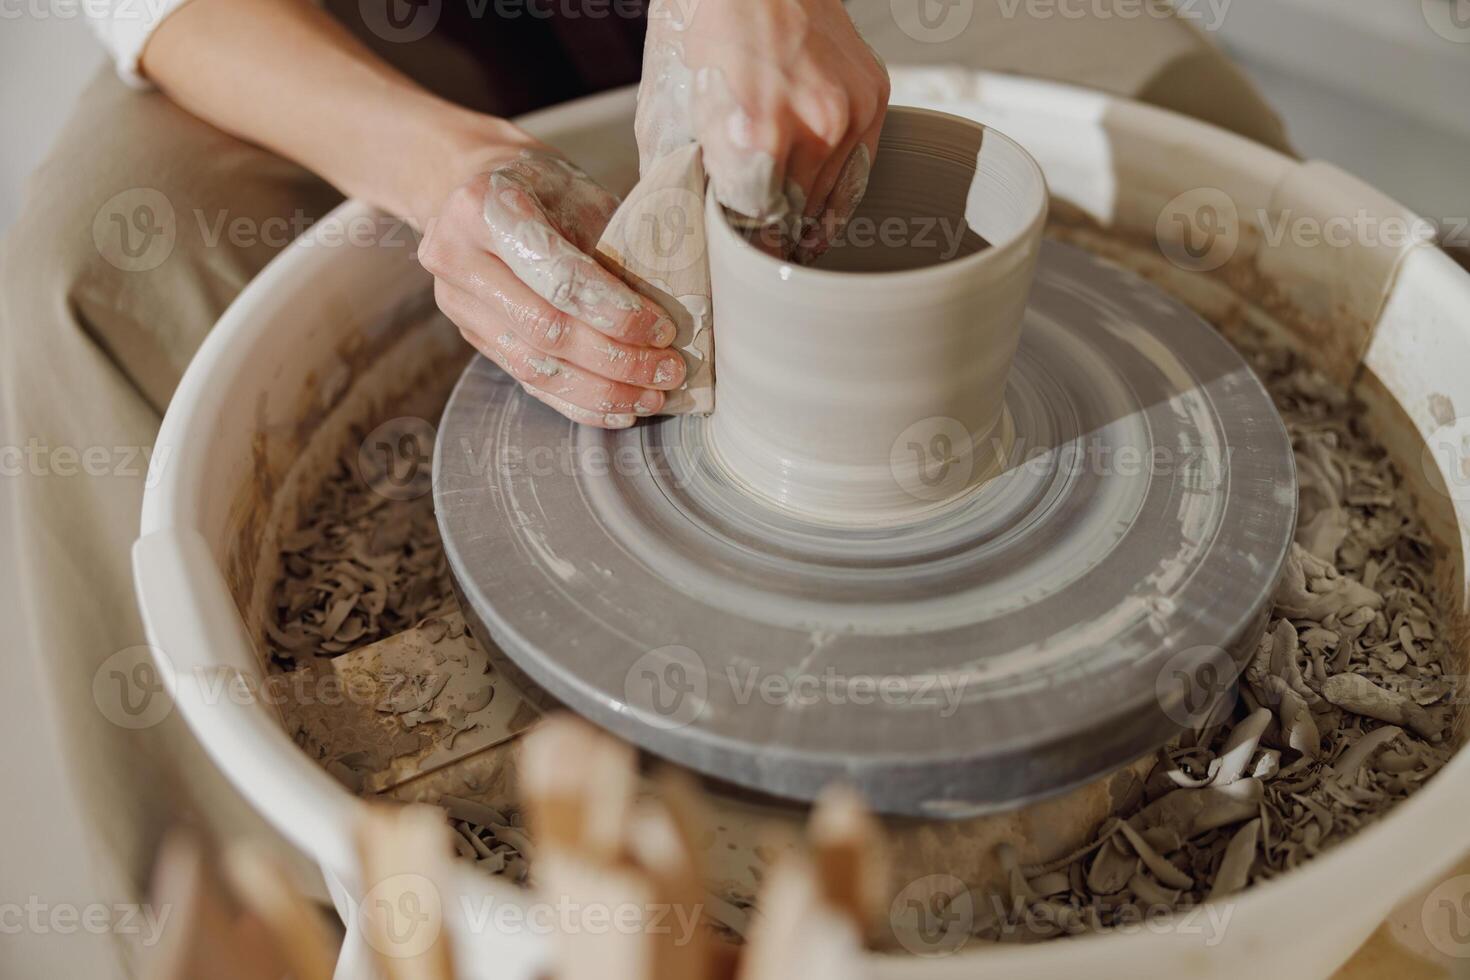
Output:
[{"xmin": 705, "ymin": 107, "xmax": 1048, "ymax": 523}]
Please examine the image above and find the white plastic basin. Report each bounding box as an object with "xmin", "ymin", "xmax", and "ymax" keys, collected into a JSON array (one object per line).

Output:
[{"xmin": 134, "ymin": 70, "xmax": 1470, "ymax": 979}]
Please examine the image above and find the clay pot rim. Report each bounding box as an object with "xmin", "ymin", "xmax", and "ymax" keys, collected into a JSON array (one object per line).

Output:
[{"xmin": 704, "ymin": 105, "xmax": 1049, "ymax": 286}]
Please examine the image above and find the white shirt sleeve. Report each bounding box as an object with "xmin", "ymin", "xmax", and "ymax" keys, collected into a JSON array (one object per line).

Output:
[{"xmin": 84, "ymin": 0, "xmax": 199, "ymax": 87}]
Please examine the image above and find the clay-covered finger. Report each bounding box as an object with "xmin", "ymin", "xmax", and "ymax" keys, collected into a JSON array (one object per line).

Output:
[
  {"xmin": 481, "ymin": 169, "xmax": 676, "ymax": 347},
  {"xmin": 783, "ymin": 79, "xmax": 852, "ymax": 198},
  {"xmin": 440, "ymin": 269, "xmax": 687, "ymax": 391},
  {"xmin": 783, "ymin": 130, "xmax": 848, "ymax": 260},
  {"xmin": 522, "ymin": 386, "xmax": 639, "ymax": 430},
  {"xmin": 467, "ymin": 334, "xmax": 647, "ymax": 429},
  {"xmin": 497, "ymin": 333, "xmax": 664, "ymax": 419},
  {"xmin": 693, "ymin": 74, "xmax": 799, "ymax": 224},
  {"xmin": 559, "ymin": 322, "xmax": 686, "ymax": 391},
  {"xmin": 796, "ymin": 45, "xmax": 887, "ymax": 263},
  {"xmin": 436, "ymin": 280, "xmax": 659, "ymax": 426},
  {"xmin": 798, "ymin": 81, "xmax": 884, "ymax": 261},
  {"xmin": 465, "ymin": 321, "xmax": 663, "ymax": 420},
  {"xmin": 456, "ymin": 331, "xmax": 638, "ymax": 429},
  {"xmin": 796, "ymin": 135, "xmax": 876, "ymax": 265},
  {"xmin": 451, "ymin": 324, "xmax": 633, "ymax": 428}
]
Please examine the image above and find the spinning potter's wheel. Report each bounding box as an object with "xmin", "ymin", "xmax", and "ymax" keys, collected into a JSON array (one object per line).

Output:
[{"xmin": 433, "ymin": 242, "xmax": 1297, "ymax": 817}]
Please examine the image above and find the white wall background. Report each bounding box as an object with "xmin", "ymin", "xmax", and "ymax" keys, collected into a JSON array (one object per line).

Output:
[
  {"xmin": 0, "ymin": 12, "xmax": 102, "ymax": 230},
  {"xmin": 1216, "ymin": 0, "xmax": 1470, "ymax": 228}
]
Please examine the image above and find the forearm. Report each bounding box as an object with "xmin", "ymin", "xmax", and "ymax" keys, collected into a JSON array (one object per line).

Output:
[{"xmin": 140, "ymin": 0, "xmax": 537, "ymax": 226}]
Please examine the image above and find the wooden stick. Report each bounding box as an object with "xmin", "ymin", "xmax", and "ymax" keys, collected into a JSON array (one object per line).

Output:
[
  {"xmin": 222, "ymin": 842, "xmax": 338, "ymax": 980},
  {"xmin": 355, "ymin": 805, "xmax": 458, "ymax": 980},
  {"xmin": 626, "ymin": 796, "xmax": 710, "ymax": 980},
  {"xmin": 520, "ymin": 713, "xmax": 637, "ymax": 863},
  {"xmin": 808, "ymin": 785, "xmax": 885, "ymax": 941},
  {"xmin": 522, "ymin": 715, "xmax": 648, "ymax": 980},
  {"xmin": 735, "ymin": 856, "xmax": 866, "ymax": 980},
  {"xmin": 520, "ymin": 717, "xmax": 885, "ymax": 980},
  {"xmin": 144, "ymin": 831, "xmax": 289, "ymax": 980}
]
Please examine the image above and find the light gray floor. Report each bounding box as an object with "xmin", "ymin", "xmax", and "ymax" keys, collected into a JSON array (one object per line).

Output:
[{"xmin": 0, "ymin": 17, "xmax": 100, "ymax": 231}]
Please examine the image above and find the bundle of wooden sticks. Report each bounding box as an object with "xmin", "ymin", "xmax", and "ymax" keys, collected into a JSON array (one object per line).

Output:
[{"xmin": 144, "ymin": 713, "xmax": 885, "ymax": 980}]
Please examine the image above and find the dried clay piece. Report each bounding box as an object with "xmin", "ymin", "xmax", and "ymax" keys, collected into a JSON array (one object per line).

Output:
[
  {"xmin": 330, "ymin": 613, "xmax": 539, "ymax": 793},
  {"xmin": 1321, "ymin": 674, "xmax": 1437, "ymax": 740},
  {"xmin": 1275, "ymin": 544, "xmax": 1383, "ymax": 621},
  {"xmin": 595, "ymin": 143, "xmax": 715, "ymax": 414},
  {"xmin": 974, "ymin": 328, "xmax": 1458, "ymax": 944}
]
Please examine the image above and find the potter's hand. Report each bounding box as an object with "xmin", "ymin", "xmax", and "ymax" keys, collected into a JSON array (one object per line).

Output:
[
  {"xmin": 637, "ymin": 0, "xmax": 890, "ymax": 262},
  {"xmin": 137, "ymin": 0, "xmax": 682, "ymax": 427},
  {"xmin": 420, "ymin": 149, "xmax": 686, "ymax": 428}
]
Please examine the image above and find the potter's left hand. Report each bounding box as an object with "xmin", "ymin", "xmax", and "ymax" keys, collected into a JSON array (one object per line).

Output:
[
  {"xmin": 419, "ymin": 148, "xmax": 686, "ymax": 428},
  {"xmin": 636, "ymin": 0, "xmax": 890, "ymax": 263}
]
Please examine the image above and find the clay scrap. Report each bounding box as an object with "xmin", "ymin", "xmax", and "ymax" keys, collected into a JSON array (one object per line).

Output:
[
  {"xmin": 329, "ymin": 612, "xmax": 538, "ymax": 793},
  {"xmin": 268, "ymin": 432, "xmax": 454, "ymax": 669},
  {"xmin": 977, "ymin": 318, "xmax": 1459, "ymax": 943}
]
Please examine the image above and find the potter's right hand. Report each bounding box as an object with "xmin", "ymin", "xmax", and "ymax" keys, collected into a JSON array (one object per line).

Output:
[
  {"xmin": 636, "ymin": 0, "xmax": 890, "ymax": 262},
  {"xmin": 419, "ymin": 148, "xmax": 687, "ymax": 429}
]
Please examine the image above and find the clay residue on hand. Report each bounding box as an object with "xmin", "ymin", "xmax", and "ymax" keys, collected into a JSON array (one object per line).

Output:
[
  {"xmin": 796, "ymin": 142, "xmax": 870, "ymax": 265},
  {"xmin": 635, "ymin": 31, "xmax": 696, "ymax": 174},
  {"xmin": 481, "ymin": 152, "xmax": 641, "ymax": 333},
  {"xmin": 635, "ymin": 1, "xmax": 815, "ymax": 246}
]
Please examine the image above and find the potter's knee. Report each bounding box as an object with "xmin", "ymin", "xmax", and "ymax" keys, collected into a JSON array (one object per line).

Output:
[
  {"xmin": 0, "ymin": 189, "xmax": 95, "ymax": 339},
  {"xmin": 0, "ymin": 178, "xmax": 199, "ymax": 408},
  {"xmin": 1, "ymin": 70, "xmax": 341, "ymax": 405}
]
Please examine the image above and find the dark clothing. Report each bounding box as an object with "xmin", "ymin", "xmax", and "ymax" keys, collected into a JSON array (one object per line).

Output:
[{"xmin": 337, "ymin": 0, "xmax": 650, "ymax": 117}]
